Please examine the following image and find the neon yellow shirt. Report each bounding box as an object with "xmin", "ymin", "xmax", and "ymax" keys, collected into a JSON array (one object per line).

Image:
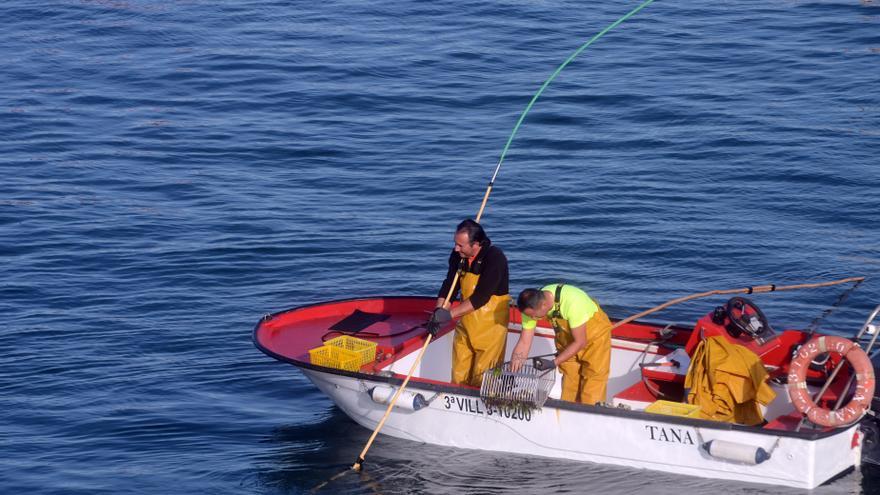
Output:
[{"xmin": 521, "ymin": 284, "xmax": 598, "ymax": 331}]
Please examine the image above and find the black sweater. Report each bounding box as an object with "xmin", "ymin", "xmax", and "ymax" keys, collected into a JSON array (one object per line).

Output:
[{"xmin": 437, "ymin": 243, "xmax": 509, "ymax": 309}]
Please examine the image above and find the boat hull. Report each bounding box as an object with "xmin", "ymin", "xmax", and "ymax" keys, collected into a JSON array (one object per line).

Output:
[
  {"xmin": 302, "ymin": 366, "xmax": 859, "ymax": 490},
  {"xmin": 253, "ymin": 296, "xmax": 868, "ymax": 489}
]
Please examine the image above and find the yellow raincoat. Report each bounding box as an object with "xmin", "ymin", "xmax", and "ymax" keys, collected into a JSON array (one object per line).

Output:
[{"xmin": 684, "ymin": 336, "xmax": 777, "ymax": 425}]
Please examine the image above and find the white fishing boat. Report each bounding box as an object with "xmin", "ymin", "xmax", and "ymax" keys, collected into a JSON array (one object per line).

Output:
[{"xmin": 254, "ymin": 294, "xmax": 880, "ymax": 489}]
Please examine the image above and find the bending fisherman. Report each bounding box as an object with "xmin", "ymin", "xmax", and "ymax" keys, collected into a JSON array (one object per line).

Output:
[{"xmin": 512, "ymin": 284, "xmax": 612, "ymax": 405}]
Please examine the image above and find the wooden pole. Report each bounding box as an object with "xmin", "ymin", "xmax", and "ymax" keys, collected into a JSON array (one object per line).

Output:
[
  {"xmin": 610, "ymin": 276, "xmax": 865, "ymax": 330},
  {"xmin": 351, "ymin": 190, "xmax": 493, "ymax": 472}
]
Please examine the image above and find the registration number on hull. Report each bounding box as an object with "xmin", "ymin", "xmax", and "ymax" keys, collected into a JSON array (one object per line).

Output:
[{"xmin": 443, "ymin": 395, "xmax": 532, "ymax": 422}]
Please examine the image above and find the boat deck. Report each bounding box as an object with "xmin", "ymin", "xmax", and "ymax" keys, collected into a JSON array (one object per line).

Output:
[{"xmin": 254, "ymin": 296, "xmax": 838, "ymax": 433}]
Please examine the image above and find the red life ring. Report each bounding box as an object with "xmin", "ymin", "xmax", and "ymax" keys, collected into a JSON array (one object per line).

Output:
[{"xmin": 787, "ymin": 336, "xmax": 875, "ymax": 427}]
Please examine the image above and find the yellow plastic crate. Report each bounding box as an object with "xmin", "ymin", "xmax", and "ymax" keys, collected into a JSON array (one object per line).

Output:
[
  {"xmin": 324, "ymin": 335, "xmax": 378, "ymax": 367},
  {"xmin": 645, "ymin": 400, "xmax": 701, "ymax": 418},
  {"xmin": 308, "ymin": 345, "xmax": 361, "ymax": 371}
]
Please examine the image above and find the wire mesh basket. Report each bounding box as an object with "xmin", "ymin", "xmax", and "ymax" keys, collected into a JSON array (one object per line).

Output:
[{"xmin": 480, "ymin": 361, "xmax": 556, "ymax": 409}]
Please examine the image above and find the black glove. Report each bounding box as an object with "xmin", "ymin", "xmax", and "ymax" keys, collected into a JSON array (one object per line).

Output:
[
  {"xmin": 426, "ymin": 308, "xmax": 452, "ymax": 337},
  {"xmin": 532, "ymin": 357, "xmax": 555, "ymax": 371}
]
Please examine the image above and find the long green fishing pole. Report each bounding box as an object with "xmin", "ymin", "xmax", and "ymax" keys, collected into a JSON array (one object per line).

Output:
[
  {"xmin": 475, "ymin": 0, "xmax": 656, "ymax": 220},
  {"xmin": 314, "ymin": 1, "xmax": 657, "ymax": 490}
]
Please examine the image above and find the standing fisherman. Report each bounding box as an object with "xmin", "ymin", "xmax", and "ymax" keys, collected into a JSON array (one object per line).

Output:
[
  {"xmin": 427, "ymin": 219, "xmax": 510, "ymax": 387},
  {"xmin": 511, "ymin": 284, "xmax": 612, "ymax": 405}
]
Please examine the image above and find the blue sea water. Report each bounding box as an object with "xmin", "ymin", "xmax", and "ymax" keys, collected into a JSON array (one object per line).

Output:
[{"xmin": 2, "ymin": 0, "xmax": 879, "ymax": 493}]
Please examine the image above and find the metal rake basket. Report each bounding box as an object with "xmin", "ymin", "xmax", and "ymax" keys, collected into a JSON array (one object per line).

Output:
[{"xmin": 480, "ymin": 361, "xmax": 556, "ymax": 409}]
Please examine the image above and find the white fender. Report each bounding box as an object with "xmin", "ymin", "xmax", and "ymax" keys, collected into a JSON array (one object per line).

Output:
[
  {"xmin": 703, "ymin": 439, "xmax": 771, "ymax": 465},
  {"xmin": 369, "ymin": 385, "xmax": 429, "ymax": 411}
]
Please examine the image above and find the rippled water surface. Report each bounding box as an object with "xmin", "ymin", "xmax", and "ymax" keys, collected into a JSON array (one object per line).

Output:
[{"xmin": 2, "ymin": 1, "xmax": 880, "ymax": 493}]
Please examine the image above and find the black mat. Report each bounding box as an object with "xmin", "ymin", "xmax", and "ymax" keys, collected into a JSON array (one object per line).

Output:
[{"xmin": 328, "ymin": 309, "xmax": 391, "ymax": 334}]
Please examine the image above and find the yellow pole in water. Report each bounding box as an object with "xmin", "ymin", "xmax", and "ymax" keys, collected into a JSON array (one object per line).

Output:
[{"xmin": 351, "ymin": 193, "xmax": 493, "ymax": 473}]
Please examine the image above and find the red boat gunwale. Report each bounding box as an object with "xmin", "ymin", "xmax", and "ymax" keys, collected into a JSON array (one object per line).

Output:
[{"xmin": 253, "ymin": 295, "xmax": 849, "ymax": 440}]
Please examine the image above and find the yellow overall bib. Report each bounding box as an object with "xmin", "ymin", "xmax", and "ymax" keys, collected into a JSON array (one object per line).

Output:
[
  {"xmin": 548, "ymin": 287, "xmax": 613, "ymax": 405},
  {"xmin": 451, "ymin": 269, "xmax": 510, "ymax": 387}
]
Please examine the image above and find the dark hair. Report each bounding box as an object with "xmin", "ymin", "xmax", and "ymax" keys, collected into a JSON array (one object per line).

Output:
[
  {"xmin": 517, "ymin": 288, "xmax": 544, "ymax": 312},
  {"xmin": 455, "ymin": 219, "xmax": 489, "ymax": 246}
]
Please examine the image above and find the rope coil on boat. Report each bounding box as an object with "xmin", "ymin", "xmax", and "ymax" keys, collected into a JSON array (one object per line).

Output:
[{"xmin": 787, "ymin": 336, "xmax": 876, "ymax": 428}]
